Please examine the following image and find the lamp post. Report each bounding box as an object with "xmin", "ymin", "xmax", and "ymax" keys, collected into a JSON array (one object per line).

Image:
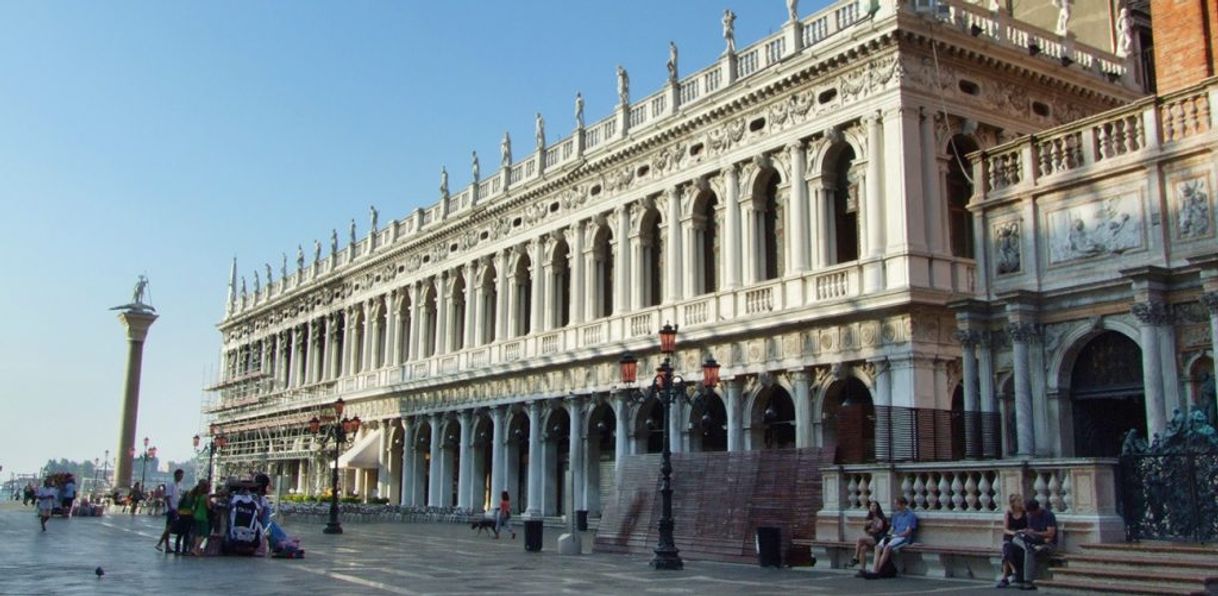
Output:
[
  {"xmin": 138, "ymin": 438, "xmax": 157, "ymax": 488},
  {"xmin": 193, "ymin": 425, "xmax": 228, "ymax": 485},
  {"xmin": 101, "ymin": 450, "xmax": 109, "ymax": 492},
  {"xmin": 91, "ymin": 458, "xmax": 100, "ymax": 495},
  {"xmin": 308, "ymin": 398, "xmax": 360, "ymax": 535},
  {"xmin": 618, "ymin": 323, "xmax": 719, "ymax": 570}
]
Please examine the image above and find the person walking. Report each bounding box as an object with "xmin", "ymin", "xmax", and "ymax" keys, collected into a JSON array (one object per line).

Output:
[
  {"xmin": 128, "ymin": 482, "xmax": 143, "ymax": 516},
  {"xmin": 190, "ymin": 480, "xmax": 213, "ymax": 556},
  {"xmin": 35, "ymin": 480, "xmax": 57, "ymax": 532},
  {"xmin": 155, "ymin": 469, "xmax": 184, "ymax": 553},
  {"xmin": 60, "ymin": 475, "xmax": 77, "ymax": 518},
  {"xmin": 494, "ymin": 490, "xmax": 515, "ymax": 540}
]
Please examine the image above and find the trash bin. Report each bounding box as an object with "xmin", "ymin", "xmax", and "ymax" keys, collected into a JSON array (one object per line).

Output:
[
  {"xmin": 576, "ymin": 510, "xmax": 588, "ymax": 531},
  {"xmin": 755, "ymin": 526, "xmax": 782, "ymax": 568},
  {"xmin": 524, "ymin": 519, "xmax": 544, "ymax": 552}
]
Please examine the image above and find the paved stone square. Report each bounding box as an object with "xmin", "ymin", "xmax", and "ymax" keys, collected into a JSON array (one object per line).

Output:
[{"xmin": 0, "ymin": 504, "xmax": 996, "ymax": 595}]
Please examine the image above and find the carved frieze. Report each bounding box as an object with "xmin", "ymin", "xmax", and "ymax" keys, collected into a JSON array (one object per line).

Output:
[{"xmin": 1047, "ymin": 194, "xmax": 1143, "ymax": 265}]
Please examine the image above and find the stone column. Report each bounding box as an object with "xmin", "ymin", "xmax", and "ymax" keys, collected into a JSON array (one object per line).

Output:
[
  {"xmin": 568, "ymin": 223, "xmax": 586, "ymax": 326},
  {"xmin": 1133, "ymin": 300, "xmax": 1170, "ymax": 437},
  {"xmin": 614, "ymin": 205, "xmax": 631, "ymax": 313},
  {"xmin": 921, "ymin": 108, "xmax": 947, "ymax": 254},
  {"xmin": 530, "ymin": 237, "xmax": 545, "ymax": 334},
  {"xmin": 541, "ymin": 244, "xmax": 556, "ymax": 331},
  {"xmin": 613, "ymin": 391, "xmax": 631, "ymax": 477},
  {"xmin": 865, "ymin": 112, "xmax": 885, "ymax": 259},
  {"xmin": 629, "ymin": 218, "xmax": 645, "ymax": 310},
  {"xmin": 406, "ymin": 284, "xmax": 421, "ymax": 362},
  {"xmin": 665, "ymin": 187, "xmax": 683, "ymax": 304},
  {"xmin": 114, "ymin": 309, "xmax": 157, "ymax": 489},
  {"xmin": 526, "ymin": 401, "xmax": 544, "ymax": 518},
  {"xmin": 491, "ymin": 406, "xmax": 506, "ymax": 496},
  {"xmin": 1205, "ymin": 292, "xmax": 1218, "ymax": 386},
  {"xmin": 390, "ymin": 292, "xmax": 405, "ymax": 366},
  {"xmin": 435, "ymin": 273, "xmax": 449, "ymax": 354},
  {"xmin": 457, "ymin": 410, "xmax": 473, "ymax": 509},
  {"xmin": 791, "ymin": 370, "xmax": 812, "ymax": 448},
  {"xmin": 284, "ymin": 326, "xmax": 296, "ymax": 387},
  {"xmin": 506, "ymin": 267, "xmax": 520, "ymax": 338},
  {"xmin": 472, "ymin": 274, "xmax": 486, "ymax": 348},
  {"xmin": 464, "ymin": 262, "xmax": 477, "ymax": 348},
  {"xmin": 495, "ymin": 252, "xmax": 509, "ymax": 341},
  {"xmin": 1007, "ymin": 322, "xmax": 1037, "ymax": 456},
  {"xmin": 955, "ymin": 330, "xmax": 982, "ymax": 459},
  {"xmin": 870, "ymin": 359, "xmax": 893, "ymax": 461},
  {"xmin": 428, "ymin": 414, "xmax": 443, "ymax": 507},
  {"xmin": 787, "ymin": 141, "xmax": 808, "ymax": 275},
  {"xmin": 978, "ymin": 332, "xmax": 999, "ymax": 458},
  {"xmin": 724, "ymin": 378, "xmax": 743, "ymax": 452},
  {"xmin": 567, "ymin": 397, "xmax": 585, "ymax": 516},
  {"xmin": 362, "ymin": 301, "xmax": 375, "ymax": 372},
  {"xmin": 723, "ymin": 165, "xmax": 742, "ymax": 289},
  {"xmin": 400, "ymin": 419, "xmax": 415, "ymax": 506}
]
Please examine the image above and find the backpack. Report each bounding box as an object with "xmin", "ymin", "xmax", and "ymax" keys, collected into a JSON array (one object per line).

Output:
[{"xmin": 226, "ymin": 493, "xmax": 263, "ymax": 554}]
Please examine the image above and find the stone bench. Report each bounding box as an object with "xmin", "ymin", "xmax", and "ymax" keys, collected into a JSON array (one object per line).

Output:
[{"xmin": 804, "ymin": 539, "xmax": 1051, "ymax": 579}]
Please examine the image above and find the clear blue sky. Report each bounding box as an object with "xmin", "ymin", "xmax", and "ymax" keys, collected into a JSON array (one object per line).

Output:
[{"xmin": 0, "ymin": 0, "xmax": 829, "ymax": 480}]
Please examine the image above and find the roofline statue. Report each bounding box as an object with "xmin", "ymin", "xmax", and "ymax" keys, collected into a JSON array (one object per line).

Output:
[{"xmin": 111, "ymin": 274, "xmax": 156, "ymax": 313}]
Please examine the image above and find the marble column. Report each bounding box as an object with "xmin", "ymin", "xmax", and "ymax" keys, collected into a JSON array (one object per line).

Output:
[
  {"xmin": 491, "ymin": 406, "xmax": 506, "ymax": 496},
  {"xmin": 1133, "ymin": 300, "xmax": 1170, "ymax": 437},
  {"xmin": 567, "ymin": 397, "xmax": 585, "ymax": 516},
  {"xmin": 530, "ymin": 237, "xmax": 545, "ymax": 334},
  {"xmin": 568, "ymin": 223, "xmax": 586, "ymax": 325},
  {"xmin": 457, "ymin": 410, "xmax": 473, "ymax": 509},
  {"xmin": 786, "ymin": 141, "xmax": 808, "ymax": 275},
  {"xmin": 1007, "ymin": 322, "xmax": 1037, "ymax": 456},
  {"xmin": 428, "ymin": 414, "xmax": 443, "ymax": 507},
  {"xmin": 955, "ymin": 330, "xmax": 982, "ymax": 459},
  {"xmin": 361, "ymin": 301, "xmax": 375, "ymax": 371},
  {"xmin": 865, "ymin": 112, "xmax": 885, "ymax": 259},
  {"xmin": 400, "ymin": 419, "xmax": 415, "ymax": 506},
  {"xmin": 791, "ymin": 370, "xmax": 812, "ymax": 448},
  {"xmin": 665, "ymin": 187, "xmax": 683, "ymax": 304},
  {"xmin": 464, "ymin": 262, "xmax": 477, "ymax": 348},
  {"xmin": 406, "ymin": 284, "xmax": 421, "ymax": 362},
  {"xmin": 614, "ymin": 205, "xmax": 631, "ymax": 313},
  {"xmin": 978, "ymin": 332, "xmax": 999, "ymax": 458},
  {"xmin": 724, "ymin": 378, "xmax": 743, "ymax": 452},
  {"xmin": 613, "ymin": 391, "xmax": 631, "ymax": 477},
  {"xmin": 435, "ymin": 274, "xmax": 449, "ymax": 355},
  {"xmin": 494, "ymin": 252, "xmax": 509, "ymax": 341},
  {"xmin": 113, "ymin": 309, "xmax": 157, "ymax": 489},
  {"xmin": 723, "ymin": 165, "xmax": 742, "ymax": 289},
  {"xmin": 525, "ymin": 401, "xmax": 543, "ymax": 518},
  {"xmin": 506, "ymin": 268, "xmax": 520, "ymax": 338},
  {"xmin": 390, "ymin": 292, "xmax": 405, "ymax": 366}
]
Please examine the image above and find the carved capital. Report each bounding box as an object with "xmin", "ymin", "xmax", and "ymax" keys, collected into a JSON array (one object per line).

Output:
[
  {"xmin": 1005, "ymin": 322, "xmax": 1039, "ymax": 343},
  {"xmin": 1132, "ymin": 300, "xmax": 1171, "ymax": 326},
  {"xmin": 953, "ymin": 329, "xmax": 981, "ymax": 347},
  {"xmin": 1201, "ymin": 292, "xmax": 1218, "ymax": 316}
]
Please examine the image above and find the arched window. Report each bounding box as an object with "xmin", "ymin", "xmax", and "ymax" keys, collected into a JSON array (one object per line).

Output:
[
  {"xmin": 551, "ymin": 239, "xmax": 571, "ymax": 327},
  {"xmin": 753, "ymin": 385, "xmax": 796, "ymax": 449},
  {"xmin": 479, "ymin": 266, "xmax": 497, "ymax": 345},
  {"xmin": 760, "ymin": 172, "xmax": 782, "ymax": 281},
  {"xmin": 828, "ymin": 144, "xmax": 859, "ymax": 264},
  {"xmin": 593, "ymin": 225, "xmax": 614, "ymax": 317},
  {"xmin": 514, "ymin": 254, "xmax": 532, "ymax": 336},
  {"xmin": 947, "ymin": 135, "xmax": 978, "ymax": 259},
  {"xmin": 451, "ymin": 275, "xmax": 466, "ymax": 351},
  {"xmin": 640, "ymin": 209, "xmax": 663, "ymax": 307},
  {"xmin": 694, "ymin": 192, "xmax": 719, "ymax": 295},
  {"xmin": 823, "ymin": 377, "xmax": 875, "ymax": 463}
]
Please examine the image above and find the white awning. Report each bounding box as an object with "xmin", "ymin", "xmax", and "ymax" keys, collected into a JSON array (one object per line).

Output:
[{"xmin": 336, "ymin": 430, "xmax": 382, "ymax": 469}]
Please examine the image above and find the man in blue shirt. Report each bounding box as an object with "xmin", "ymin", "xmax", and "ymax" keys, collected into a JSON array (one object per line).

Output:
[
  {"xmin": 1009, "ymin": 498, "xmax": 1057, "ymax": 590},
  {"xmin": 869, "ymin": 496, "xmax": 917, "ymax": 577}
]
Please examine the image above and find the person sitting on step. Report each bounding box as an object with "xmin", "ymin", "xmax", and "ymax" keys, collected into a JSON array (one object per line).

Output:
[
  {"xmin": 1008, "ymin": 498, "xmax": 1057, "ymax": 591},
  {"xmin": 864, "ymin": 496, "xmax": 916, "ymax": 579}
]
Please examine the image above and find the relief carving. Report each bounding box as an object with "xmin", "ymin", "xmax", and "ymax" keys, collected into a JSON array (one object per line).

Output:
[{"xmin": 1048, "ymin": 194, "xmax": 1142, "ymax": 264}]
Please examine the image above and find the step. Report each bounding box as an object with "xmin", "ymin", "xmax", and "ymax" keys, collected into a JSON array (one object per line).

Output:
[
  {"xmin": 1063, "ymin": 553, "xmax": 1218, "ymax": 574},
  {"xmin": 1050, "ymin": 566, "xmax": 1213, "ymax": 589},
  {"xmin": 1080, "ymin": 542, "xmax": 1218, "ymax": 557},
  {"xmin": 1036, "ymin": 577, "xmax": 1202, "ymax": 596}
]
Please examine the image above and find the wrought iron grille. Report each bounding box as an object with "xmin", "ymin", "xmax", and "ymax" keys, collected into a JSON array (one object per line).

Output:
[{"xmin": 1119, "ymin": 409, "xmax": 1218, "ymax": 543}]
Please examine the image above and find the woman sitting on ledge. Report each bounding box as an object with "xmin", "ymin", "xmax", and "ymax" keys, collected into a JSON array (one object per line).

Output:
[{"xmin": 847, "ymin": 500, "xmax": 888, "ymax": 570}]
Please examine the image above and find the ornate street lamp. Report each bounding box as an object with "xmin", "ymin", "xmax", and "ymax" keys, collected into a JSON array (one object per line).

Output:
[
  {"xmin": 139, "ymin": 440, "xmax": 157, "ymax": 488},
  {"xmin": 619, "ymin": 324, "xmax": 719, "ymax": 570},
  {"xmin": 194, "ymin": 425, "xmax": 227, "ymax": 485},
  {"xmin": 308, "ymin": 398, "xmax": 359, "ymax": 535}
]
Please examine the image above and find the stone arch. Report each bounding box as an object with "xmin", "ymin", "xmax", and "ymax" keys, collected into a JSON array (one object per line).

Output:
[
  {"xmin": 946, "ymin": 134, "xmax": 980, "ymax": 259},
  {"xmin": 591, "ymin": 222, "xmax": 615, "ymax": 318},
  {"xmin": 478, "ymin": 262, "xmax": 498, "ymax": 345},
  {"xmin": 1186, "ymin": 354, "xmax": 1216, "ymax": 423},
  {"xmin": 690, "ymin": 188, "xmax": 720, "ymax": 295},
  {"xmin": 470, "ymin": 412, "xmax": 494, "ymax": 510},
  {"xmin": 819, "ymin": 138, "xmax": 860, "ymax": 264},
  {"xmin": 438, "ymin": 418, "xmax": 462, "ymax": 507},
  {"xmin": 449, "ymin": 272, "xmax": 467, "ymax": 351},
  {"xmin": 540, "ymin": 405, "xmax": 571, "ymax": 516},
  {"xmin": 420, "ymin": 281, "xmax": 439, "ymax": 358},
  {"xmin": 632, "ymin": 393, "xmax": 664, "ymax": 454},
  {"xmin": 549, "ymin": 236, "xmax": 572, "ymax": 327},
  {"xmin": 411, "ymin": 418, "xmax": 434, "ymax": 507},
  {"xmin": 689, "ymin": 389, "xmax": 728, "ymax": 452},
  {"xmin": 745, "ymin": 379, "xmax": 796, "ymax": 450},
  {"xmin": 821, "ymin": 376, "xmax": 875, "ymax": 464},
  {"xmin": 585, "ymin": 399, "xmax": 617, "ymax": 517},
  {"xmin": 504, "ymin": 408, "xmax": 531, "ymax": 513},
  {"xmin": 638, "ymin": 205, "xmax": 664, "ymax": 307},
  {"xmin": 512, "ymin": 249, "xmax": 532, "ymax": 336},
  {"xmin": 1058, "ymin": 329, "xmax": 1147, "ymax": 457},
  {"xmin": 1046, "ymin": 318, "xmax": 1141, "ymax": 395}
]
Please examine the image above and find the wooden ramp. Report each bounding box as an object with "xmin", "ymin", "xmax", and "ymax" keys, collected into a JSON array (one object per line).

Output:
[{"xmin": 594, "ymin": 448, "xmax": 833, "ymax": 564}]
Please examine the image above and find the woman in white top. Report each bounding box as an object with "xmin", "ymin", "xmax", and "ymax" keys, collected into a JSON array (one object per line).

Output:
[{"xmin": 35, "ymin": 480, "xmax": 57, "ymax": 532}]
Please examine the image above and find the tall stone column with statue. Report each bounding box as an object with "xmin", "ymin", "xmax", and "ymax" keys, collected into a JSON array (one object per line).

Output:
[{"xmin": 110, "ymin": 275, "xmax": 158, "ymax": 489}]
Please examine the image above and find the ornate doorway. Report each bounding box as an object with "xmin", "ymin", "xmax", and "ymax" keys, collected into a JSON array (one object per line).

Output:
[{"xmin": 1070, "ymin": 332, "xmax": 1146, "ymax": 457}]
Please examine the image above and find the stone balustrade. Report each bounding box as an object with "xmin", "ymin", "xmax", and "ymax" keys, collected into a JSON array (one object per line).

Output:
[{"xmin": 817, "ymin": 459, "xmax": 1123, "ymax": 551}]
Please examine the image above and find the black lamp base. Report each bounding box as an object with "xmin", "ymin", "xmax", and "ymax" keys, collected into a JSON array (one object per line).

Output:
[{"xmin": 323, "ymin": 522, "xmax": 344, "ymax": 535}]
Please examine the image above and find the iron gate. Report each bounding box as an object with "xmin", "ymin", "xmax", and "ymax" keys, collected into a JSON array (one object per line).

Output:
[{"xmin": 1119, "ymin": 410, "xmax": 1218, "ymax": 543}]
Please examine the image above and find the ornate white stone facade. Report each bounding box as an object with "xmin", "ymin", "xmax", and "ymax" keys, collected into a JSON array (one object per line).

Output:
[{"xmin": 207, "ymin": 0, "xmax": 1139, "ymax": 516}]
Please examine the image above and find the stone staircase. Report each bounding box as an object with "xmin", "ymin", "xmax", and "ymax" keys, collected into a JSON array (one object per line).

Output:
[{"xmin": 1039, "ymin": 543, "xmax": 1218, "ymax": 595}]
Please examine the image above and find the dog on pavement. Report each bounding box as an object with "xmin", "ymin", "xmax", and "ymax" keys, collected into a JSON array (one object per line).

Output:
[{"xmin": 471, "ymin": 518, "xmax": 497, "ymax": 536}]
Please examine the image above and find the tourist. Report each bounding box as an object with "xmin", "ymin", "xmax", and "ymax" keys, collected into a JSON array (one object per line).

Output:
[
  {"xmin": 129, "ymin": 482, "xmax": 143, "ymax": 516},
  {"xmin": 494, "ymin": 490, "xmax": 515, "ymax": 540},
  {"xmin": 35, "ymin": 479, "xmax": 57, "ymax": 532},
  {"xmin": 847, "ymin": 500, "xmax": 888, "ymax": 570},
  {"xmin": 174, "ymin": 482, "xmax": 196, "ymax": 554},
  {"xmin": 1009, "ymin": 499, "xmax": 1057, "ymax": 590},
  {"xmin": 995, "ymin": 493, "xmax": 1028, "ymax": 588},
  {"xmin": 23, "ymin": 482, "xmax": 35, "ymax": 506},
  {"xmin": 190, "ymin": 480, "xmax": 213, "ymax": 556},
  {"xmin": 60, "ymin": 475, "xmax": 77, "ymax": 517},
  {"xmin": 155, "ymin": 469, "xmax": 184, "ymax": 553},
  {"xmin": 866, "ymin": 496, "xmax": 916, "ymax": 579}
]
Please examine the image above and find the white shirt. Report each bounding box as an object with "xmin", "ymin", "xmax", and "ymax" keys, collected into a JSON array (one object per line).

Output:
[{"xmin": 165, "ymin": 481, "xmax": 181, "ymax": 510}]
